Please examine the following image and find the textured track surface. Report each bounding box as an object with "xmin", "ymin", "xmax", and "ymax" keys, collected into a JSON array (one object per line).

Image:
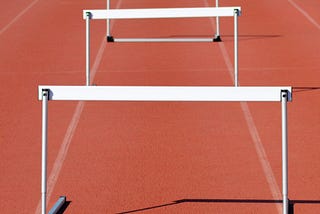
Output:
[{"xmin": 0, "ymin": 0, "xmax": 319, "ymax": 213}]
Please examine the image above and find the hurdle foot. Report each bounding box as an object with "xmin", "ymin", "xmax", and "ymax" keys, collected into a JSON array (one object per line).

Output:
[
  {"xmin": 48, "ymin": 196, "xmax": 67, "ymax": 214},
  {"xmin": 213, "ymin": 35, "xmax": 222, "ymax": 42},
  {"xmin": 107, "ymin": 36, "xmax": 114, "ymax": 42}
]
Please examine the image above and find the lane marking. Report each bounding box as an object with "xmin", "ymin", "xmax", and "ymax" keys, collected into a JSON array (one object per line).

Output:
[
  {"xmin": 34, "ymin": 37, "xmax": 106, "ymax": 214},
  {"xmin": 219, "ymin": 35, "xmax": 283, "ymax": 214},
  {"xmin": 288, "ymin": 0, "xmax": 320, "ymax": 30},
  {"xmin": 203, "ymin": 0, "xmax": 282, "ymax": 213},
  {"xmin": 0, "ymin": 0, "xmax": 40, "ymax": 36},
  {"xmin": 35, "ymin": 1, "xmax": 123, "ymax": 213},
  {"xmin": 218, "ymin": 42, "xmax": 282, "ymax": 214}
]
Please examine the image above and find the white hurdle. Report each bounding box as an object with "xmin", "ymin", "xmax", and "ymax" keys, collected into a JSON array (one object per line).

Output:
[
  {"xmin": 106, "ymin": 0, "xmax": 222, "ymax": 42},
  {"xmin": 83, "ymin": 7, "xmax": 241, "ymax": 86},
  {"xmin": 38, "ymin": 85, "xmax": 292, "ymax": 214}
]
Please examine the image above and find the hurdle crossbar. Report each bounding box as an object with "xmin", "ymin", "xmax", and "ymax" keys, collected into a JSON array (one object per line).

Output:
[
  {"xmin": 39, "ymin": 86, "xmax": 291, "ymax": 214},
  {"xmin": 39, "ymin": 86, "xmax": 290, "ymax": 102},
  {"xmin": 83, "ymin": 7, "xmax": 240, "ymax": 20},
  {"xmin": 83, "ymin": 7, "xmax": 241, "ymax": 86}
]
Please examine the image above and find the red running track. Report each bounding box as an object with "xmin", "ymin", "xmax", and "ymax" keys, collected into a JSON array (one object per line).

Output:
[{"xmin": 0, "ymin": 0, "xmax": 320, "ymax": 213}]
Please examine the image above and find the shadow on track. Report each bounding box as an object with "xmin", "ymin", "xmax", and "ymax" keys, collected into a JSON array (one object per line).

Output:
[
  {"xmin": 118, "ymin": 198, "xmax": 320, "ymax": 214},
  {"xmin": 293, "ymin": 86, "xmax": 320, "ymax": 93},
  {"xmin": 140, "ymin": 34, "xmax": 282, "ymax": 42},
  {"xmin": 55, "ymin": 201, "xmax": 71, "ymax": 214}
]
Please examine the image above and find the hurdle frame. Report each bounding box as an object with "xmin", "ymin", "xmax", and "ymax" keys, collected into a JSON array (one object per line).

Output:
[
  {"xmin": 84, "ymin": 7, "xmax": 241, "ymax": 87},
  {"xmin": 106, "ymin": 0, "xmax": 222, "ymax": 42},
  {"xmin": 39, "ymin": 85, "xmax": 292, "ymax": 214}
]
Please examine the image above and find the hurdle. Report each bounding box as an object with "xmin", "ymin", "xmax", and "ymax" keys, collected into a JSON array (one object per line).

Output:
[
  {"xmin": 38, "ymin": 85, "xmax": 292, "ymax": 214},
  {"xmin": 106, "ymin": 0, "xmax": 223, "ymax": 42},
  {"xmin": 83, "ymin": 7, "xmax": 241, "ymax": 86}
]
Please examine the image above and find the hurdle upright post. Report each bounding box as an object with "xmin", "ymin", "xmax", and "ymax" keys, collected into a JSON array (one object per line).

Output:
[
  {"xmin": 107, "ymin": 0, "xmax": 110, "ymax": 38},
  {"xmin": 214, "ymin": 0, "xmax": 221, "ymax": 42},
  {"xmin": 41, "ymin": 89, "xmax": 49, "ymax": 214},
  {"xmin": 234, "ymin": 9, "xmax": 239, "ymax": 87},
  {"xmin": 281, "ymin": 90, "xmax": 289, "ymax": 214},
  {"xmin": 86, "ymin": 12, "xmax": 91, "ymax": 86}
]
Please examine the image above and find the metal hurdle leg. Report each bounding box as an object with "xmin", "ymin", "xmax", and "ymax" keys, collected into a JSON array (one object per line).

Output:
[
  {"xmin": 214, "ymin": 0, "xmax": 221, "ymax": 42},
  {"xmin": 106, "ymin": 0, "xmax": 114, "ymax": 42},
  {"xmin": 234, "ymin": 9, "xmax": 239, "ymax": 87},
  {"xmin": 281, "ymin": 90, "xmax": 289, "ymax": 214},
  {"xmin": 41, "ymin": 89, "xmax": 49, "ymax": 214},
  {"xmin": 86, "ymin": 12, "xmax": 91, "ymax": 86},
  {"xmin": 107, "ymin": 0, "xmax": 110, "ymax": 38}
]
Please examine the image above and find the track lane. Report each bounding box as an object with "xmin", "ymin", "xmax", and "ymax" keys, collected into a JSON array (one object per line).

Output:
[
  {"xmin": 1, "ymin": 0, "xmax": 319, "ymax": 213},
  {"xmin": 0, "ymin": 0, "xmax": 105, "ymax": 212},
  {"xmin": 49, "ymin": 0, "xmax": 281, "ymax": 213},
  {"xmin": 230, "ymin": 0, "xmax": 320, "ymax": 213}
]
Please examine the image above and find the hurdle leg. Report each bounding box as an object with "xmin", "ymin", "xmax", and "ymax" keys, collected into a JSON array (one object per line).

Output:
[
  {"xmin": 86, "ymin": 12, "xmax": 91, "ymax": 86},
  {"xmin": 281, "ymin": 90, "xmax": 289, "ymax": 214},
  {"xmin": 234, "ymin": 9, "xmax": 239, "ymax": 87},
  {"xmin": 106, "ymin": 0, "xmax": 114, "ymax": 42},
  {"xmin": 41, "ymin": 89, "xmax": 49, "ymax": 214},
  {"xmin": 107, "ymin": 0, "xmax": 110, "ymax": 37},
  {"xmin": 214, "ymin": 0, "xmax": 221, "ymax": 42}
]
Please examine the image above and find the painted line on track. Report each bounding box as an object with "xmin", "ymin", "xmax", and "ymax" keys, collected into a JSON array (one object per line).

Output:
[
  {"xmin": 34, "ymin": 1, "xmax": 124, "ymax": 213},
  {"xmin": 218, "ymin": 42, "xmax": 282, "ymax": 214},
  {"xmin": 288, "ymin": 0, "xmax": 320, "ymax": 30},
  {"xmin": 203, "ymin": 0, "xmax": 282, "ymax": 213},
  {"xmin": 219, "ymin": 34, "xmax": 283, "ymax": 214},
  {"xmin": 0, "ymin": 0, "xmax": 40, "ymax": 36},
  {"xmin": 34, "ymin": 37, "xmax": 106, "ymax": 214}
]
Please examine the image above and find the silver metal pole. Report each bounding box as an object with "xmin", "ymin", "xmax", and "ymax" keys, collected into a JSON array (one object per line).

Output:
[
  {"xmin": 41, "ymin": 89, "xmax": 49, "ymax": 214},
  {"xmin": 234, "ymin": 9, "xmax": 238, "ymax": 87},
  {"xmin": 281, "ymin": 90, "xmax": 289, "ymax": 214},
  {"xmin": 114, "ymin": 38, "xmax": 214, "ymax": 43},
  {"xmin": 86, "ymin": 12, "xmax": 91, "ymax": 86},
  {"xmin": 107, "ymin": 0, "xmax": 110, "ymax": 37},
  {"xmin": 215, "ymin": 0, "xmax": 220, "ymax": 38}
]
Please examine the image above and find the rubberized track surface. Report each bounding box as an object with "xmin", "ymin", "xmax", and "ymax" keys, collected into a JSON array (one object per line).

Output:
[{"xmin": 1, "ymin": 0, "xmax": 320, "ymax": 213}]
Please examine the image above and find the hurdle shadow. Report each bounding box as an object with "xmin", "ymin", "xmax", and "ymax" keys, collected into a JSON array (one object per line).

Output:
[
  {"xmin": 141, "ymin": 34, "xmax": 282, "ymax": 41},
  {"xmin": 202, "ymin": 34, "xmax": 281, "ymax": 42},
  {"xmin": 117, "ymin": 198, "xmax": 320, "ymax": 214},
  {"xmin": 55, "ymin": 200, "xmax": 71, "ymax": 214},
  {"xmin": 292, "ymin": 86, "xmax": 320, "ymax": 93}
]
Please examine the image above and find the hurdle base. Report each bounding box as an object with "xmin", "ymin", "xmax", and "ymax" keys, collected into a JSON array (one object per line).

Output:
[
  {"xmin": 213, "ymin": 35, "xmax": 222, "ymax": 42},
  {"xmin": 48, "ymin": 196, "xmax": 66, "ymax": 214},
  {"xmin": 107, "ymin": 36, "xmax": 114, "ymax": 42},
  {"xmin": 110, "ymin": 37, "xmax": 215, "ymax": 43}
]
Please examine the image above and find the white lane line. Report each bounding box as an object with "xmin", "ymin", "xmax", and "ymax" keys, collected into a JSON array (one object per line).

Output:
[
  {"xmin": 288, "ymin": 0, "xmax": 320, "ymax": 30},
  {"xmin": 203, "ymin": 0, "xmax": 282, "ymax": 213},
  {"xmin": 219, "ymin": 35, "xmax": 283, "ymax": 214},
  {"xmin": 34, "ymin": 36, "xmax": 106, "ymax": 214},
  {"xmin": 0, "ymin": 0, "xmax": 40, "ymax": 36},
  {"xmin": 218, "ymin": 42, "xmax": 282, "ymax": 214},
  {"xmin": 35, "ymin": 1, "xmax": 124, "ymax": 213},
  {"xmin": 239, "ymin": 101, "xmax": 282, "ymax": 200}
]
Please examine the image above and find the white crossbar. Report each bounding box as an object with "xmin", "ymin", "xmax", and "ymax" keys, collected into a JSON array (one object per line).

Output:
[
  {"xmin": 83, "ymin": 7, "xmax": 241, "ymax": 20},
  {"xmin": 38, "ymin": 86, "xmax": 292, "ymax": 102}
]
